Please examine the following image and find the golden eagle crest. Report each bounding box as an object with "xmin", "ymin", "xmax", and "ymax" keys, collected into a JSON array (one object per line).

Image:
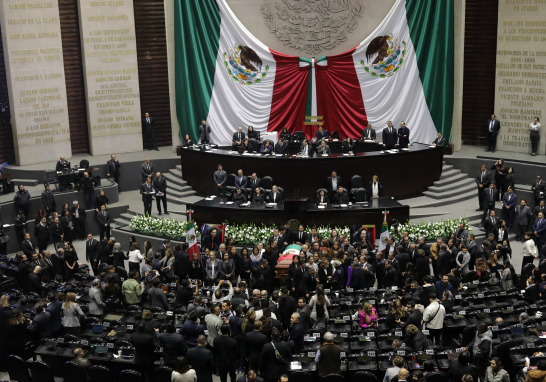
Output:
[
  {"xmin": 223, "ymin": 44, "xmax": 270, "ymax": 86},
  {"xmin": 360, "ymin": 34, "xmax": 407, "ymax": 79}
]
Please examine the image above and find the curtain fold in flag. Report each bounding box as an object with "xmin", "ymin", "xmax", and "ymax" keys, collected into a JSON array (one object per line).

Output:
[{"xmin": 175, "ymin": 0, "xmax": 453, "ymax": 146}]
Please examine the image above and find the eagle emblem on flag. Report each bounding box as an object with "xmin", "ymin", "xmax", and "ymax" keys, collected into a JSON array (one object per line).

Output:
[
  {"xmin": 223, "ymin": 44, "xmax": 269, "ymax": 85},
  {"xmin": 360, "ymin": 34, "xmax": 406, "ymax": 78}
]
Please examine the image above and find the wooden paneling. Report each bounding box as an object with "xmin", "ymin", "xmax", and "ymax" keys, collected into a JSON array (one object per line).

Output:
[
  {"xmin": 0, "ymin": 27, "xmax": 16, "ymax": 164},
  {"xmin": 461, "ymin": 0, "xmax": 499, "ymax": 145},
  {"xmin": 59, "ymin": 0, "xmax": 90, "ymax": 154},
  {"xmin": 134, "ymin": 0, "xmax": 172, "ymax": 147}
]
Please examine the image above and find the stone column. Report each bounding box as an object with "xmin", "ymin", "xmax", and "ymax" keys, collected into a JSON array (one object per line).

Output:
[
  {"xmin": 450, "ymin": 0, "xmax": 465, "ymax": 152},
  {"xmin": 0, "ymin": 0, "xmax": 71, "ymax": 165},
  {"xmin": 77, "ymin": 0, "xmax": 143, "ymax": 156},
  {"xmin": 165, "ymin": 0, "xmax": 181, "ymax": 151},
  {"xmin": 494, "ymin": 1, "xmax": 546, "ymax": 155}
]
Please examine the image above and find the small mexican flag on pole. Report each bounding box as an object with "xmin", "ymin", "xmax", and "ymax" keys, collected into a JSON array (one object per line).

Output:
[
  {"xmin": 378, "ymin": 210, "xmax": 390, "ymax": 253},
  {"xmin": 186, "ymin": 221, "xmax": 199, "ymax": 256}
]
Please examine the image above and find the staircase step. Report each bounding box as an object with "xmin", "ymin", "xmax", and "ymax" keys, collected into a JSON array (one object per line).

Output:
[
  {"xmin": 407, "ymin": 189, "xmax": 475, "ymax": 208},
  {"xmin": 427, "ymin": 178, "xmax": 475, "ymax": 194},
  {"xmin": 176, "ymin": 165, "xmax": 181, "ymax": 171},
  {"xmin": 163, "ymin": 173, "xmax": 188, "ymax": 187},
  {"xmin": 113, "ymin": 218, "xmax": 132, "ymax": 227},
  {"xmin": 127, "ymin": 208, "xmax": 140, "ymax": 216},
  {"xmin": 169, "ymin": 168, "xmax": 183, "ymax": 179},
  {"xmin": 439, "ymin": 169, "xmax": 461, "ymax": 180},
  {"xmin": 168, "ymin": 182, "xmax": 193, "ymax": 193},
  {"xmin": 120, "ymin": 213, "xmax": 136, "ymax": 221},
  {"xmin": 423, "ymin": 182, "xmax": 475, "ymax": 199},
  {"xmin": 442, "ymin": 164, "xmax": 454, "ymax": 172},
  {"xmin": 167, "ymin": 195, "xmax": 205, "ymax": 205},
  {"xmin": 433, "ymin": 172, "xmax": 470, "ymax": 187}
]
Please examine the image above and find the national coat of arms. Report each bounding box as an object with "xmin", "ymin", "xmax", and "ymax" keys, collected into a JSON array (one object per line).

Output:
[
  {"xmin": 223, "ymin": 44, "xmax": 269, "ymax": 86},
  {"xmin": 360, "ymin": 34, "xmax": 406, "ymax": 78}
]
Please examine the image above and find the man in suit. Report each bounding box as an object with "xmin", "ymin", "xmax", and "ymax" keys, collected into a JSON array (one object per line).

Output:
[
  {"xmin": 431, "ymin": 132, "xmax": 446, "ymax": 147},
  {"xmin": 288, "ymin": 313, "xmax": 304, "ymax": 353},
  {"xmin": 486, "ymin": 114, "xmax": 501, "ymax": 152},
  {"xmin": 481, "ymin": 183, "xmax": 498, "ymax": 225},
  {"xmin": 436, "ymin": 246, "xmax": 451, "ymax": 276},
  {"xmin": 333, "ymin": 186, "xmax": 349, "ymax": 204},
  {"xmin": 249, "ymin": 172, "xmax": 261, "ymax": 191},
  {"xmin": 106, "ymin": 154, "xmax": 121, "ymax": 188},
  {"xmin": 141, "ymin": 177, "xmax": 154, "ymax": 216},
  {"xmin": 55, "ymin": 156, "xmax": 72, "ymax": 190},
  {"xmin": 297, "ymin": 298, "xmax": 311, "ymax": 332},
  {"xmin": 317, "ymin": 141, "xmax": 330, "ymax": 155},
  {"xmin": 96, "ymin": 205, "xmax": 111, "ymax": 241},
  {"xmin": 21, "ymin": 232, "xmax": 36, "ymax": 258},
  {"xmin": 397, "ymin": 121, "xmax": 410, "ymax": 149},
  {"xmin": 274, "ymin": 138, "xmax": 289, "ymax": 155},
  {"xmin": 41, "ymin": 184, "xmax": 56, "ymax": 215},
  {"xmin": 260, "ymin": 329, "xmax": 291, "ymax": 382},
  {"xmin": 187, "ymin": 335, "xmax": 215, "ymax": 382},
  {"xmin": 476, "ymin": 164, "xmax": 492, "ymax": 211},
  {"xmin": 238, "ymin": 370, "xmax": 264, "ymax": 382},
  {"xmin": 34, "ymin": 216, "xmax": 49, "ymax": 254},
  {"xmin": 71, "ymin": 201, "xmax": 87, "ymax": 240},
  {"xmin": 454, "ymin": 222, "xmax": 469, "ymax": 243},
  {"xmin": 532, "ymin": 175, "xmax": 545, "ymax": 208},
  {"xmin": 483, "ymin": 210, "xmax": 498, "ymax": 234},
  {"xmin": 28, "ymin": 302, "xmax": 52, "ymax": 339},
  {"xmin": 278, "ymin": 288, "xmax": 297, "ymax": 328},
  {"xmin": 326, "ymin": 171, "xmax": 342, "ymax": 203},
  {"xmin": 74, "ymin": 172, "xmax": 96, "ymax": 210},
  {"xmin": 417, "ymin": 236, "xmax": 431, "ymax": 258},
  {"xmin": 299, "ymin": 139, "xmax": 311, "ymax": 156},
  {"xmin": 214, "ymin": 164, "xmax": 227, "ymax": 196},
  {"xmin": 535, "ymin": 199, "xmax": 546, "ymax": 218},
  {"xmin": 243, "ymin": 321, "xmax": 268, "ymax": 372},
  {"xmin": 15, "ymin": 210, "xmax": 27, "ymax": 247},
  {"xmin": 400, "ymin": 299, "xmax": 422, "ymax": 330},
  {"xmin": 41, "ymin": 251, "xmax": 56, "ymax": 281},
  {"xmin": 534, "ymin": 211, "xmax": 546, "ymax": 258},
  {"xmin": 383, "ymin": 260, "xmax": 399, "ymax": 288},
  {"xmin": 235, "ymin": 169, "xmax": 247, "ymax": 190},
  {"xmin": 28, "ymin": 266, "xmax": 45, "ymax": 295},
  {"xmin": 515, "ymin": 200, "xmax": 533, "ymax": 242},
  {"xmin": 362, "ymin": 124, "xmax": 376, "ymax": 140},
  {"xmin": 14, "ymin": 185, "xmax": 31, "ymax": 221},
  {"xmin": 405, "ymin": 243, "xmax": 417, "ymax": 263},
  {"xmin": 213, "ymin": 323, "xmax": 239, "ymax": 382},
  {"xmin": 349, "ymin": 261, "xmax": 366, "ymax": 289},
  {"xmin": 293, "ymin": 225, "xmax": 309, "ymax": 246},
  {"xmin": 45, "ymin": 292, "xmax": 63, "ymax": 336},
  {"xmin": 232, "ymin": 126, "xmax": 245, "ymax": 150},
  {"xmin": 199, "ymin": 119, "xmax": 211, "ymax": 144},
  {"xmin": 173, "ymin": 243, "xmax": 190, "ymax": 279},
  {"xmin": 142, "ymin": 112, "xmax": 158, "ymax": 151},
  {"xmin": 153, "ymin": 172, "xmax": 168, "ymax": 215},
  {"xmin": 86, "ymin": 233, "xmax": 100, "ymax": 275},
  {"xmin": 502, "ymin": 186, "xmax": 517, "ymax": 229},
  {"xmin": 382, "ymin": 121, "xmax": 398, "ymax": 149},
  {"xmin": 131, "ymin": 321, "xmax": 157, "ymax": 382},
  {"xmin": 140, "ymin": 158, "xmax": 153, "ymax": 183}
]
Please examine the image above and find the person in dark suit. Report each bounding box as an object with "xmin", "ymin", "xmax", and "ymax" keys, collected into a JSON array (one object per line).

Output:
[
  {"xmin": 502, "ymin": 186, "xmax": 517, "ymax": 229},
  {"xmin": 96, "ymin": 205, "xmax": 111, "ymax": 241},
  {"xmin": 14, "ymin": 185, "xmax": 31, "ymax": 224},
  {"xmin": 534, "ymin": 212, "xmax": 546, "ymax": 258},
  {"xmin": 342, "ymin": 137, "xmax": 355, "ymax": 154},
  {"xmin": 349, "ymin": 262, "xmax": 367, "ymax": 289},
  {"xmin": 140, "ymin": 158, "xmax": 154, "ymax": 183},
  {"xmin": 235, "ymin": 169, "xmax": 247, "ymax": 189},
  {"xmin": 55, "ymin": 155, "xmax": 70, "ymax": 172},
  {"xmin": 436, "ymin": 246, "xmax": 452, "ymax": 276},
  {"xmin": 131, "ymin": 321, "xmax": 157, "ymax": 382},
  {"xmin": 213, "ymin": 323, "xmax": 239, "ymax": 382},
  {"xmin": 214, "ymin": 164, "xmax": 227, "ymax": 196},
  {"xmin": 486, "ymin": 114, "xmax": 501, "ymax": 152},
  {"xmin": 253, "ymin": 188, "xmax": 265, "ymax": 203},
  {"xmin": 278, "ymin": 288, "xmax": 297, "ymax": 328},
  {"xmin": 431, "ymin": 132, "xmax": 446, "ymax": 147},
  {"xmin": 232, "ymin": 188, "xmax": 247, "ymax": 203},
  {"xmin": 41, "ymin": 251, "xmax": 57, "ymax": 281},
  {"xmin": 299, "ymin": 139, "xmax": 311, "ymax": 156},
  {"xmin": 142, "ymin": 112, "xmax": 158, "ymax": 151},
  {"xmin": 243, "ymin": 321, "xmax": 269, "ymax": 372},
  {"xmin": 293, "ymin": 225, "xmax": 309, "ymax": 246},
  {"xmin": 382, "ymin": 260, "xmax": 399, "ymax": 288},
  {"xmin": 367, "ymin": 176, "xmax": 383, "ymax": 199},
  {"xmin": 362, "ymin": 124, "xmax": 377, "ymax": 140},
  {"xmin": 106, "ymin": 154, "xmax": 121, "ymax": 187},
  {"xmin": 153, "ymin": 172, "xmax": 168, "ymax": 215},
  {"xmin": 400, "ymin": 299, "xmax": 422, "ymax": 330},
  {"xmin": 259, "ymin": 329, "xmax": 291, "ymax": 382},
  {"xmin": 232, "ymin": 127, "xmax": 245, "ymax": 150},
  {"xmin": 141, "ymin": 177, "xmax": 154, "ymax": 216},
  {"xmin": 248, "ymin": 173, "xmax": 261, "ymax": 190},
  {"xmin": 237, "ymin": 370, "xmax": 264, "ymax": 382},
  {"xmin": 397, "ymin": 122, "xmax": 410, "ymax": 149},
  {"xmin": 45, "ymin": 292, "xmax": 63, "ymax": 337},
  {"xmin": 382, "ymin": 121, "xmax": 398, "ymax": 149},
  {"xmin": 187, "ymin": 334, "xmax": 215, "ymax": 382},
  {"xmin": 199, "ymin": 119, "xmax": 211, "ymax": 144},
  {"xmin": 288, "ymin": 313, "xmax": 304, "ymax": 353},
  {"xmin": 28, "ymin": 266, "xmax": 44, "ymax": 295},
  {"xmin": 481, "ymin": 183, "xmax": 498, "ymax": 224},
  {"xmin": 532, "ymin": 175, "xmax": 545, "ymax": 208},
  {"xmin": 476, "ymin": 164, "xmax": 492, "ymax": 211},
  {"xmin": 260, "ymin": 141, "xmax": 273, "ymax": 154},
  {"xmin": 317, "ymin": 141, "xmax": 330, "ymax": 155},
  {"xmin": 326, "ymin": 171, "xmax": 342, "ymax": 202},
  {"xmin": 316, "ymin": 126, "xmax": 329, "ymax": 140},
  {"xmin": 34, "ymin": 216, "xmax": 49, "ymax": 254},
  {"xmin": 535, "ymin": 200, "xmax": 546, "ymax": 218},
  {"xmin": 28, "ymin": 302, "xmax": 52, "ymax": 339},
  {"xmin": 333, "ymin": 186, "xmax": 349, "ymax": 204},
  {"xmin": 274, "ymin": 138, "xmax": 289, "ymax": 155},
  {"xmin": 269, "ymin": 185, "xmax": 283, "ymax": 204},
  {"xmin": 70, "ymin": 201, "xmax": 87, "ymax": 241},
  {"xmin": 85, "ymin": 233, "xmax": 101, "ymax": 275},
  {"xmin": 41, "ymin": 184, "xmax": 56, "ymax": 215},
  {"xmin": 521, "ymin": 275, "xmax": 539, "ymax": 303}
]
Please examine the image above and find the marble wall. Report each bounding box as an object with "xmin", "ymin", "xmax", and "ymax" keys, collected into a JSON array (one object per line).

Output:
[
  {"xmin": 77, "ymin": 0, "xmax": 143, "ymax": 156},
  {"xmin": 0, "ymin": 0, "xmax": 72, "ymax": 165},
  {"xmin": 494, "ymin": 1, "xmax": 546, "ymax": 154}
]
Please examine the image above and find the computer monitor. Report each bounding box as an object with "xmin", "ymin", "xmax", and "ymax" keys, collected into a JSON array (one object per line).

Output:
[
  {"xmin": 44, "ymin": 340, "xmax": 57, "ymax": 349},
  {"xmin": 510, "ymin": 326, "xmax": 524, "ymax": 335},
  {"xmin": 121, "ymin": 348, "xmax": 135, "ymax": 358},
  {"xmin": 95, "ymin": 345, "xmax": 108, "ymax": 354}
]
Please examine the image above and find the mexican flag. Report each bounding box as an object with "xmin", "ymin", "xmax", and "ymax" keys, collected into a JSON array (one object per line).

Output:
[
  {"xmin": 175, "ymin": 0, "xmax": 453, "ymax": 144},
  {"xmin": 186, "ymin": 221, "xmax": 199, "ymax": 256},
  {"xmin": 278, "ymin": 244, "xmax": 302, "ymax": 263},
  {"xmin": 378, "ymin": 211, "xmax": 390, "ymax": 253}
]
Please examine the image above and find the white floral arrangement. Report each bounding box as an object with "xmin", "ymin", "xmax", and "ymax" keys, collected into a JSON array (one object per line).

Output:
[
  {"xmin": 129, "ymin": 214, "xmax": 191, "ymax": 240},
  {"xmin": 224, "ymin": 222, "xmax": 351, "ymax": 245},
  {"xmin": 397, "ymin": 218, "xmax": 471, "ymax": 241}
]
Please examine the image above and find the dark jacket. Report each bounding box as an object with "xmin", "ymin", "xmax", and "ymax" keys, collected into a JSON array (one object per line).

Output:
[
  {"xmin": 46, "ymin": 300, "xmax": 63, "ymax": 334},
  {"xmin": 107, "ymin": 160, "xmax": 121, "ymax": 177},
  {"xmin": 13, "ymin": 190, "xmax": 31, "ymax": 209},
  {"xmin": 447, "ymin": 360, "xmax": 477, "ymax": 382},
  {"xmin": 28, "ymin": 311, "xmax": 52, "ymax": 339},
  {"xmin": 187, "ymin": 345, "xmax": 215, "ymax": 382},
  {"xmin": 401, "ymin": 309, "xmax": 423, "ymax": 331},
  {"xmin": 180, "ymin": 321, "xmax": 205, "ymax": 348},
  {"xmin": 153, "ymin": 177, "xmax": 168, "ymax": 195},
  {"xmin": 404, "ymin": 330, "xmax": 428, "ymax": 352},
  {"xmin": 260, "ymin": 340, "xmax": 291, "ymax": 380},
  {"xmin": 278, "ymin": 296, "xmax": 297, "ymax": 328},
  {"xmin": 131, "ymin": 331, "xmax": 156, "ymax": 365},
  {"xmin": 140, "ymin": 182, "xmax": 154, "ymax": 203},
  {"xmin": 156, "ymin": 332, "xmax": 188, "ymax": 360},
  {"xmin": 41, "ymin": 190, "xmax": 56, "ymax": 210},
  {"xmin": 243, "ymin": 330, "xmax": 268, "ymax": 367},
  {"xmin": 148, "ymin": 287, "xmax": 169, "ymax": 310},
  {"xmin": 213, "ymin": 335, "xmax": 239, "ymax": 368},
  {"xmin": 289, "ymin": 322, "xmax": 304, "ymax": 353}
]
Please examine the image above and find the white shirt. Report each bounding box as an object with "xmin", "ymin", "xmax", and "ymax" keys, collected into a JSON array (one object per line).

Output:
[
  {"xmin": 372, "ymin": 182, "xmax": 379, "ymax": 197},
  {"xmin": 423, "ymin": 301, "xmax": 446, "ymax": 329},
  {"xmin": 332, "ymin": 177, "xmax": 337, "ymax": 191},
  {"xmin": 498, "ymin": 228, "xmax": 505, "ymax": 242},
  {"xmin": 523, "ymin": 239, "xmax": 538, "ymax": 257},
  {"xmin": 128, "ymin": 250, "xmax": 144, "ymax": 263},
  {"xmin": 489, "ymin": 120, "xmax": 494, "ymax": 132}
]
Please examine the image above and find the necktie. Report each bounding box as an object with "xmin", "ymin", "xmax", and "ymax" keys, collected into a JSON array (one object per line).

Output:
[
  {"xmin": 103, "ymin": 211, "xmax": 106, "ymax": 217},
  {"xmin": 28, "ymin": 240, "xmax": 32, "ymax": 249},
  {"xmin": 147, "ymin": 118, "xmax": 150, "ymax": 124},
  {"xmin": 492, "ymin": 218, "xmax": 495, "ymax": 225},
  {"xmin": 112, "ymin": 161, "xmax": 115, "ymax": 170},
  {"xmin": 508, "ymin": 194, "xmax": 511, "ymax": 201},
  {"xmin": 88, "ymin": 241, "xmax": 91, "ymax": 248},
  {"xmin": 300, "ymin": 232, "xmax": 302, "ymax": 240},
  {"xmin": 36, "ymin": 261, "xmax": 39, "ymax": 266},
  {"xmin": 490, "ymin": 121, "xmax": 493, "ymax": 132},
  {"xmin": 47, "ymin": 259, "xmax": 51, "ymax": 267},
  {"xmin": 490, "ymin": 189, "xmax": 493, "ymax": 199}
]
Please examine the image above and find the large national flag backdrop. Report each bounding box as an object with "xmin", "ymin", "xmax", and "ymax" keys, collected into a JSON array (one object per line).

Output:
[{"xmin": 175, "ymin": 0, "xmax": 453, "ymax": 146}]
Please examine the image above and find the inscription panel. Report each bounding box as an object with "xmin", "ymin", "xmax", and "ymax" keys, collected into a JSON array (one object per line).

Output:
[
  {"xmin": 0, "ymin": 0, "xmax": 71, "ymax": 165},
  {"xmin": 78, "ymin": 0, "xmax": 142, "ymax": 155},
  {"xmin": 495, "ymin": 1, "xmax": 546, "ymax": 154}
]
